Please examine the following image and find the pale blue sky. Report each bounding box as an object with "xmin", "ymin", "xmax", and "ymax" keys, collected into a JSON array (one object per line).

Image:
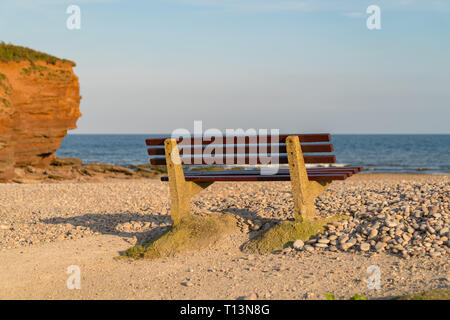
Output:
[{"xmin": 1, "ymin": 0, "xmax": 449, "ymax": 133}]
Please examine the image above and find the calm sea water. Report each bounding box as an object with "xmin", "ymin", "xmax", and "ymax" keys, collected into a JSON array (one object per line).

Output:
[{"xmin": 56, "ymin": 134, "xmax": 450, "ymax": 174}]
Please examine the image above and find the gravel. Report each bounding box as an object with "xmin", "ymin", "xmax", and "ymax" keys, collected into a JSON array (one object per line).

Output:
[
  {"xmin": 288, "ymin": 175, "xmax": 449, "ymax": 259},
  {"xmin": 293, "ymin": 240, "xmax": 304, "ymax": 250},
  {"xmin": 0, "ymin": 174, "xmax": 448, "ymax": 261}
]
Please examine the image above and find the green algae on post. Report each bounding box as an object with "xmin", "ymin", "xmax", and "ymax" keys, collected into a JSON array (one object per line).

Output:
[
  {"xmin": 242, "ymin": 216, "xmax": 347, "ymax": 254},
  {"xmin": 123, "ymin": 213, "xmax": 238, "ymax": 259}
]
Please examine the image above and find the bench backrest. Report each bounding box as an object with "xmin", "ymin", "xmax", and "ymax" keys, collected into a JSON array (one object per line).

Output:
[{"xmin": 146, "ymin": 133, "xmax": 335, "ymax": 166}]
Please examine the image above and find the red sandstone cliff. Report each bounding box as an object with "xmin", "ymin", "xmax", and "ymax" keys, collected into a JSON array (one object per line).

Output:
[{"xmin": 0, "ymin": 45, "xmax": 81, "ymax": 181}]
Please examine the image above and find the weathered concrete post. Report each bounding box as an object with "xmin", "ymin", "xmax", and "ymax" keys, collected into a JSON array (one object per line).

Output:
[
  {"xmin": 164, "ymin": 138, "xmax": 191, "ymax": 225},
  {"xmin": 286, "ymin": 136, "xmax": 331, "ymax": 220},
  {"xmin": 164, "ymin": 138, "xmax": 214, "ymax": 225}
]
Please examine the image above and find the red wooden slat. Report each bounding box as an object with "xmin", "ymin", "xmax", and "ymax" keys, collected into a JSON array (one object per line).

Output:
[
  {"xmin": 147, "ymin": 143, "xmax": 334, "ymax": 156},
  {"xmin": 146, "ymin": 133, "xmax": 331, "ymax": 146},
  {"xmin": 184, "ymin": 168, "xmax": 360, "ymax": 176},
  {"xmin": 149, "ymin": 154, "xmax": 336, "ymax": 165},
  {"xmin": 160, "ymin": 173, "xmax": 348, "ymax": 182}
]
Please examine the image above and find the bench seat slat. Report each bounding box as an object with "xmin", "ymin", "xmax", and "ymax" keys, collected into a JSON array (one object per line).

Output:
[
  {"xmin": 161, "ymin": 173, "xmax": 349, "ymax": 182},
  {"xmin": 146, "ymin": 133, "xmax": 331, "ymax": 146},
  {"xmin": 185, "ymin": 167, "xmax": 362, "ymax": 175},
  {"xmin": 150, "ymin": 154, "xmax": 336, "ymax": 165},
  {"xmin": 147, "ymin": 143, "xmax": 334, "ymax": 156}
]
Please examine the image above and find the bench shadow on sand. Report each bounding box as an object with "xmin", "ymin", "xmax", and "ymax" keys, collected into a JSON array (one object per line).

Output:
[
  {"xmin": 40, "ymin": 208, "xmax": 282, "ymax": 246},
  {"xmin": 40, "ymin": 212, "xmax": 172, "ymax": 245},
  {"xmin": 209, "ymin": 208, "xmax": 284, "ymax": 227}
]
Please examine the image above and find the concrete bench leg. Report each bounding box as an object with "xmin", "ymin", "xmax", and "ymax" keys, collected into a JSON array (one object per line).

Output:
[
  {"xmin": 286, "ymin": 136, "xmax": 331, "ymax": 221},
  {"xmin": 164, "ymin": 138, "xmax": 213, "ymax": 225}
]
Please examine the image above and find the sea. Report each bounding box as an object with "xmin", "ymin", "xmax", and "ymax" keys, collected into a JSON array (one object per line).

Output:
[{"xmin": 56, "ymin": 134, "xmax": 450, "ymax": 174}]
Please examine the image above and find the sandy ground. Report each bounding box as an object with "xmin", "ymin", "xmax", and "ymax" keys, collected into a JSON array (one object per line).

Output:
[{"xmin": 0, "ymin": 174, "xmax": 448, "ymax": 299}]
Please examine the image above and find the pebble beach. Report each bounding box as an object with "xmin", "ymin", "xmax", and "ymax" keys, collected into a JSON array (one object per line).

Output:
[{"xmin": 0, "ymin": 173, "xmax": 449, "ymax": 299}]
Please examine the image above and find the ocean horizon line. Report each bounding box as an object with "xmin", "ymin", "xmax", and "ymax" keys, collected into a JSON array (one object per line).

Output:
[{"xmin": 56, "ymin": 134, "xmax": 450, "ymax": 174}]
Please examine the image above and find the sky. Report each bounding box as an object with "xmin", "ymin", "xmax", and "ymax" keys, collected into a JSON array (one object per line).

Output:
[{"xmin": 1, "ymin": 0, "xmax": 449, "ymax": 134}]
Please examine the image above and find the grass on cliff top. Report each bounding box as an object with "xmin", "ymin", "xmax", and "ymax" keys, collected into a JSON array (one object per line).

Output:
[
  {"xmin": 123, "ymin": 213, "xmax": 237, "ymax": 259},
  {"xmin": 242, "ymin": 215, "xmax": 347, "ymax": 254},
  {"xmin": 0, "ymin": 42, "xmax": 74, "ymax": 65}
]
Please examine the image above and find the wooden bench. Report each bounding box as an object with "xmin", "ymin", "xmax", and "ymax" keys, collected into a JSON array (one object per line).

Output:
[{"xmin": 146, "ymin": 134, "xmax": 362, "ymax": 225}]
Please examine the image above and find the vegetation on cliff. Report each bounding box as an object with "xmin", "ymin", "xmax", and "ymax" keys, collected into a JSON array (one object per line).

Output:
[
  {"xmin": 0, "ymin": 42, "xmax": 74, "ymax": 65},
  {"xmin": 0, "ymin": 72, "xmax": 10, "ymax": 108}
]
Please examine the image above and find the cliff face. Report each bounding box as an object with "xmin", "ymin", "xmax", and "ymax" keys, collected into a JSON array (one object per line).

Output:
[{"xmin": 0, "ymin": 46, "xmax": 81, "ymax": 181}]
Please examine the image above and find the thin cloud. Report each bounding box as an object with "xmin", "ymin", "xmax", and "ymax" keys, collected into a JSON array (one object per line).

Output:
[
  {"xmin": 173, "ymin": 0, "xmax": 310, "ymax": 12},
  {"xmin": 172, "ymin": 0, "xmax": 450, "ymax": 12},
  {"xmin": 343, "ymin": 12, "xmax": 364, "ymax": 18}
]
